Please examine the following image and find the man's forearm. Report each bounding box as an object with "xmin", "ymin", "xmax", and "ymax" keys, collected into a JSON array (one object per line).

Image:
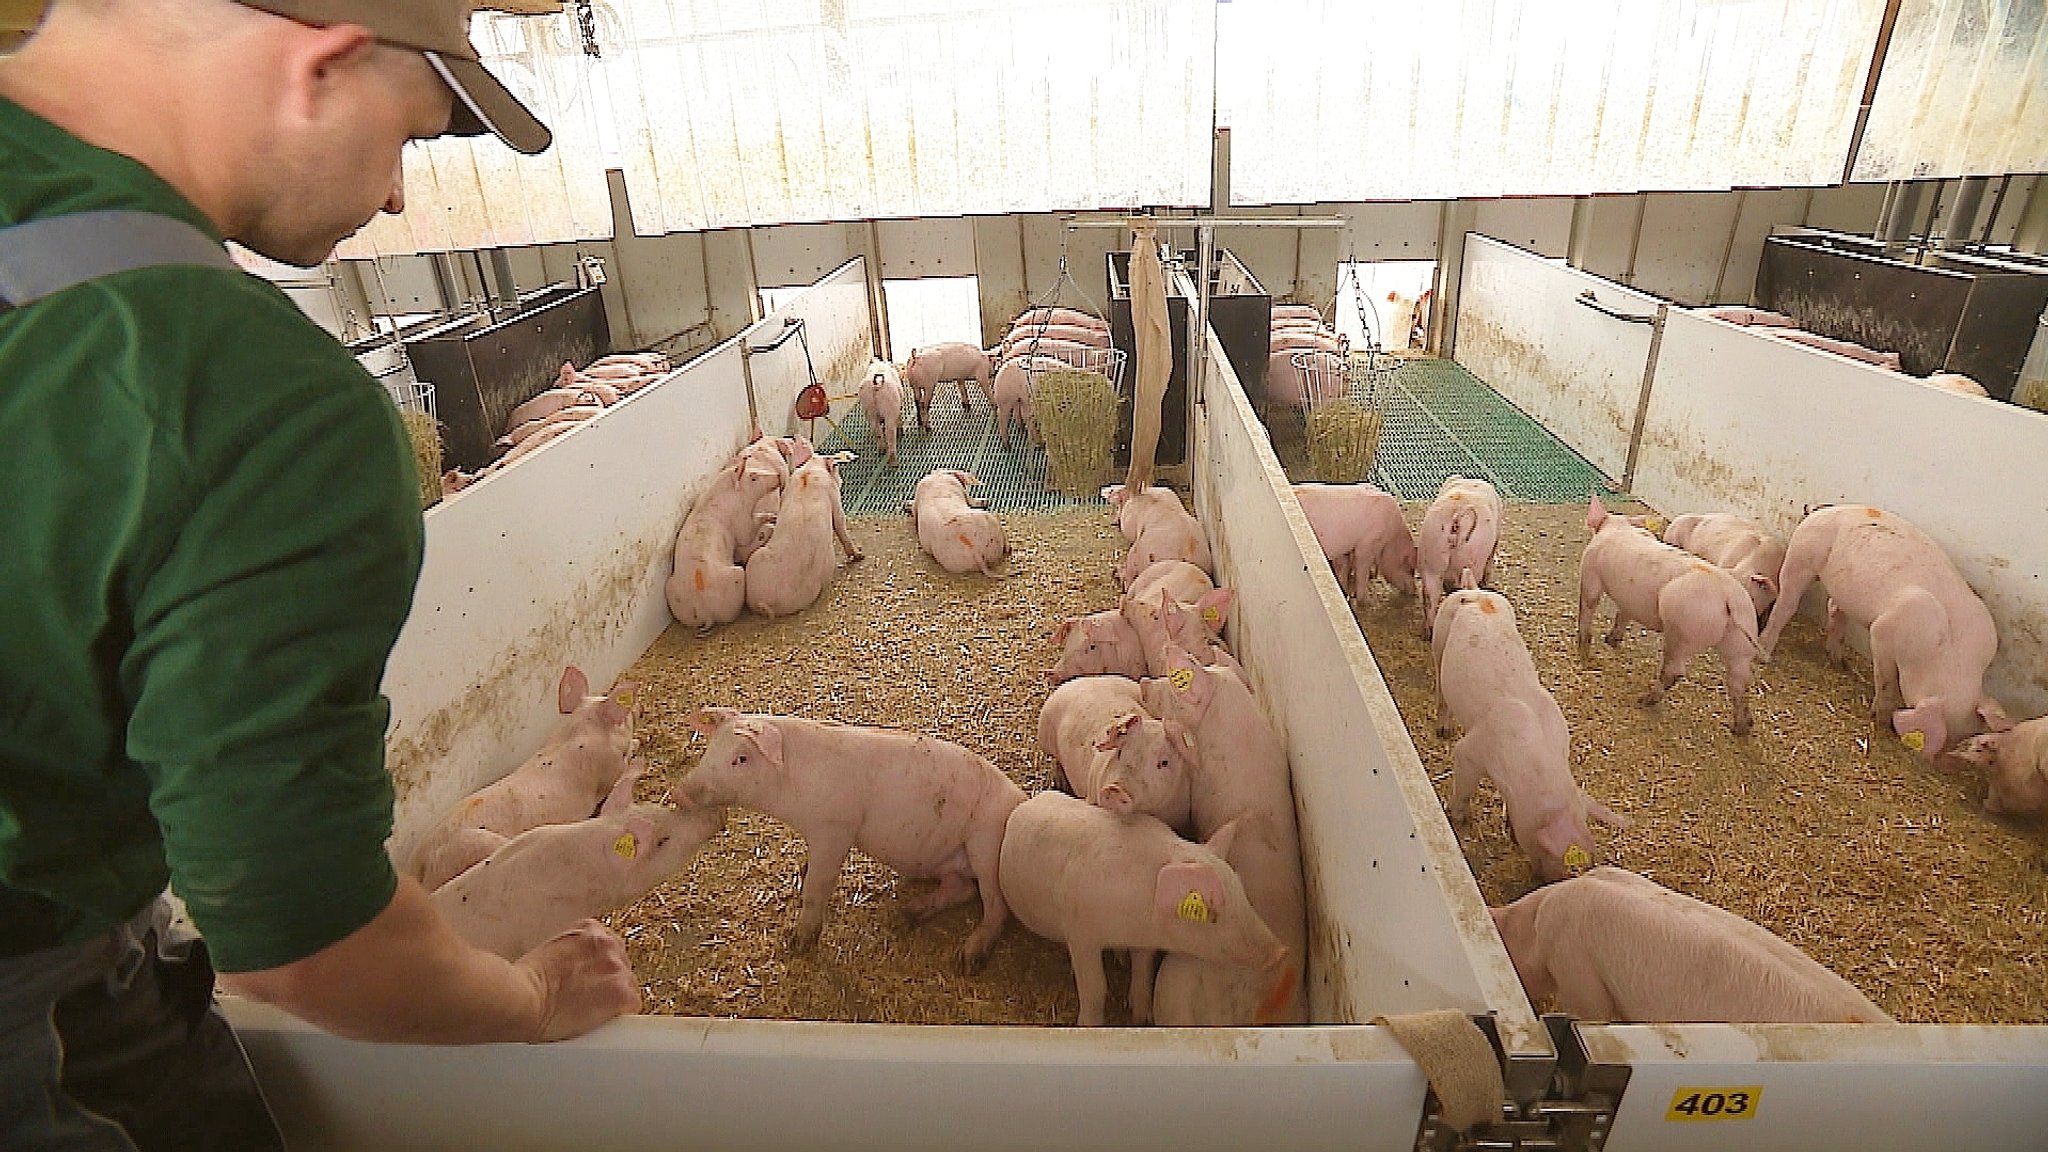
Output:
[{"xmin": 218, "ymin": 877, "xmax": 547, "ymax": 1044}]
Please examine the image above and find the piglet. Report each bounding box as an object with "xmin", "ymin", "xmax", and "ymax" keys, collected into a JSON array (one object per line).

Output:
[
  {"xmin": 1143, "ymin": 643, "xmax": 1308, "ymax": 1025},
  {"xmin": 1950, "ymin": 715, "xmax": 2047, "ymax": 816},
  {"xmin": 1436, "ymin": 580, "xmax": 1625, "ymax": 882},
  {"xmin": 434, "ymin": 768, "xmax": 727, "ymax": 959},
  {"xmin": 1121, "ymin": 590, "xmax": 1242, "ymax": 683},
  {"xmin": 1046, "ymin": 611, "xmax": 1150, "ymax": 684},
  {"xmin": 1580, "ymin": 496, "xmax": 1761, "ymax": 735},
  {"xmin": 903, "ymin": 342, "xmax": 993, "ymax": 426},
  {"xmin": 907, "ymin": 469, "xmax": 1008, "ymax": 576},
  {"xmin": 1116, "ymin": 507, "xmax": 1214, "ymax": 589},
  {"xmin": 667, "ymin": 453, "xmax": 785, "ymax": 633},
  {"xmin": 1103, "ymin": 483, "xmax": 1190, "ymax": 543},
  {"xmin": 1758, "ymin": 504, "xmax": 2008, "ymax": 758},
  {"xmin": 411, "ymin": 667, "xmax": 639, "ymax": 889},
  {"xmin": 744, "ymin": 453, "xmax": 863, "ymax": 618},
  {"xmin": 993, "ymin": 355, "xmax": 1062, "ymax": 448},
  {"xmin": 679, "ymin": 710, "xmax": 1024, "ymax": 971},
  {"xmin": 1013, "ymin": 306, "xmax": 1107, "ymax": 331},
  {"xmin": 1000, "ymin": 792, "xmax": 1288, "ymax": 1027},
  {"xmin": 1293, "ymin": 482, "xmax": 1419, "ymax": 601},
  {"xmin": 1658, "ymin": 512, "xmax": 1786, "ymax": 621},
  {"xmin": 1418, "ymin": 476, "xmax": 1502, "ymax": 638},
  {"xmin": 1492, "ymin": 867, "xmax": 1893, "ymax": 1023},
  {"xmin": 859, "ymin": 362, "xmax": 906, "ymax": 466},
  {"xmin": 1038, "ymin": 676, "xmax": 1196, "ymax": 827},
  {"xmin": 1126, "ymin": 560, "xmax": 1215, "ymax": 610}
]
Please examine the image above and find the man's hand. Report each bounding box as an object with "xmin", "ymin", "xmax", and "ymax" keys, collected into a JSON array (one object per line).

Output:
[
  {"xmin": 517, "ymin": 920, "xmax": 640, "ymax": 1042},
  {"xmin": 220, "ymin": 880, "xmax": 637, "ymax": 1045}
]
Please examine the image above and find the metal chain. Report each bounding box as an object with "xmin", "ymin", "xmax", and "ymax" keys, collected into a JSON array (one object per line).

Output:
[{"xmin": 574, "ymin": 0, "xmax": 601, "ymax": 58}]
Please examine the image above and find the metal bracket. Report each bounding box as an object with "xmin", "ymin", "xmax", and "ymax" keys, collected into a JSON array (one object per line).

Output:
[{"xmin": 1412, "ymin": 1015, "xmax": 1629, "ymax": 1152}]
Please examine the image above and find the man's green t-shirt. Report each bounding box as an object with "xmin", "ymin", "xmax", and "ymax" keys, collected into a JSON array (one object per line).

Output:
[{"xmin": 0, "ymin": 97, "xmax": 422, "ymax": 972}]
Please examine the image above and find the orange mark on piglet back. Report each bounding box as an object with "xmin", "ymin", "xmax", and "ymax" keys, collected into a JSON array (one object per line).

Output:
[
  {"xmin": 692, "ymin": 569, "xmax": 707, "ymax": 591},
  {"xmin": 1864, "ymin": 507, "xmax": 1882, "ymax": 518},
  {"xmin": 956, "ymin": 534, "xmax": 973, "ymax": 548},
  {"xmin": 1478, "ymin": 598, "xmax": 1499, "ymax": 615}
]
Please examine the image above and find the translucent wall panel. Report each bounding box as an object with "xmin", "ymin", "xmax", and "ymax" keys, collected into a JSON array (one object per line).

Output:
[
  {"xmin": 606, "ymin": 0, "xmax": 1215, "ymax": 234},
  {"xmin": 1220, "ymin": 0, "xmax": 1886, "ymax": 203},
  {"xmin": 338, "ymin": 14, "xmax": 616, "ymax": 258},
  {"xmin": 1851, "ymin": 0, "xmax": 2048, "ymax": 181}
]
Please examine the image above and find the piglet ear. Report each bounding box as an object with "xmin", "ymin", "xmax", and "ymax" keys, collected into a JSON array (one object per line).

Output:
[
  {"xmin": 1586, "ymin": 494, "xmax": 1608, "ymax": 531},
  {"xmin": 1052, "ymin": 619, "xmax": 1075, "ymax": 644},
  {"xmin": 1978, "ymin": 699, "xmax": 2014, "ymax": 733},
  {"xmin": 610, "ymin": 679, "xmax": 640, "ymax": 711},
  {"xmin": 597, "ymin": 760, "xmax": 644, "ymax": 816},
  {"xmin": 610, "ymin": 814, "xmax": 658, "ymax": 866},
  {"xmin": 1203, "ymin": 818, "xmax": 1242, "ymax": 865},
  {"xmin": 688, "ymin": 707, "xmax": 738, "ymax": 736},
  {"xmin": 1458, "ymin": 567, "xmax": 1478, "ymax": 591},
  {"xmin": 1154, "ymin": 860, "xmax": 1227, "ymax": 921},
  {"xmin": 738, "ymin": 719, "xmax": 785, "ymax": 769},
  {"xmin": 1097, "ymin": 782, "xmax": 1135, "ymax": 815},
  {"xmin": 1892, "ymin": 705, "xmax": 1946, "ymax": 760},
  {"xmin": 1749, "ymin": 573, "xmax": 1778, "ymax": 594},
  {"xmin": 1093, "ymin": 712, "xmax": 1143, "ymax": 752},
  {"xmin": 1951, "ymin": 733, "xmax": 2002, "ymax": 766},
  {"xmin": 954, "ymin": 470, "xmax": 982, "ymax": 487},
  {"xmin": 1196, "ymin": 588, "xmax": 1233, "ymax": 630},
  {"xmin": 558, "ymin": 666, "xmax": 591, "ymax": 714}
]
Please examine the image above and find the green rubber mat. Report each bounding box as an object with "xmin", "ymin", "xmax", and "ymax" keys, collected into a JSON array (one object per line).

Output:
[
  {"xmin": 819, "ymin": 387, "xmax": 1107, "ymax": 516},
  {"xmin": 1357, "ymin": 357, "xmax": 1625, "ymax": 504}
]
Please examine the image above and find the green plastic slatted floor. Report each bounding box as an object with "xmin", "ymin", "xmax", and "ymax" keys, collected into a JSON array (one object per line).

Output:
[
  {"xmin": 1348, "ymin": 357, "xmax": 1625, "ymax": 504},
  {"xmin": 820, "ymin": 357, "xmax": 1621, "ymax": 514},
  {"xmin": 819, "ymin": 387, "xmax": 1107, "ymax": 516}
]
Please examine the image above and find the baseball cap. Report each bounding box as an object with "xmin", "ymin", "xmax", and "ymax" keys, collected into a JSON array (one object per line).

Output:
[{"xmin": 236, "ymin": 0, "xmax": 551, "ymax": 154}]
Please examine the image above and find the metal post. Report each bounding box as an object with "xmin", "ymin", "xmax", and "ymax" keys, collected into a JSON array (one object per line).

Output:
[
  {"xmin": 1881, "ymin": 180, "xmax": 1927, "ymax": 256},
  {"xmin": 1195, "ymin": 222, "xmax": 1214, "ymax": 410},
  {"xmin": 1939, "ymin": 177, "xmax": 1990, "ymax": 250},
  {"xmin": 1621, "ymin": 303, "xmax": 1670, "ymax": 490},
  {"xmin": 487, "ymin": 248, "xmax": 520, "ymax": 312}
]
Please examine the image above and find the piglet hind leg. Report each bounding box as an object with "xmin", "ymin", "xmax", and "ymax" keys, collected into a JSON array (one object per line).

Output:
[
  {"xmin": 959, "ymin": 832, "xmax": 1011, "ymax": 975},
  {"xmin": 1128, "ymin": 949, "xmax": 1158, "ymax": 1025},
  {"xmin": 1069, "ymin": 942, "xmax": 1111, "ymax": 1027}
]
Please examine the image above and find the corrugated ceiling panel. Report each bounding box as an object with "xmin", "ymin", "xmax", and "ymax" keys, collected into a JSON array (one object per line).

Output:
[
  {"xmin": 1220, "ymin": 0, "xmax": 1887, "ymax": 202},
  {"xmin": 606, "ymin": 0, "xmax": 1216, "ymax": 235},
  {"xmin": 1851, "ymin": 0, "xmax": 2048, "ymax": 181}
]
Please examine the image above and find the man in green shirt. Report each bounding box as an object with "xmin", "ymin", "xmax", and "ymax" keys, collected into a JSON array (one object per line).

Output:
[{"xmin": 1, "ymin": 2, "xmax": 638, "ymax": 1147}]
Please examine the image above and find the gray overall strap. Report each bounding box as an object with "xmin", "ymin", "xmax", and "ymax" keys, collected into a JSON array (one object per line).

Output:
[{"xmin": 0, "ymin": 209, "xmax": 236, "ymax": 309}]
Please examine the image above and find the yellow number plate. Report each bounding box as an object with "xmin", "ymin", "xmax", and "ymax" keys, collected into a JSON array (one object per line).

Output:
[{"xmin": 1666, "ymin": 1086, "xmax": 1762, "ymax": 1122}]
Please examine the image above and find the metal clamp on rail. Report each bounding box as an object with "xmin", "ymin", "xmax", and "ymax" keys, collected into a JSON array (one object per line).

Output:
[
  {"xmin": 1574, "ymin": 289, "xmax": 1657, "ymax": 325},
  {"xmin": 1413, "ymin": 1015, "xmax": 1628, "ymax": 1152}
]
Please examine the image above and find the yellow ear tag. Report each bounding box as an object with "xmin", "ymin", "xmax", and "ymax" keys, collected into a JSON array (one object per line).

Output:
[
  {"xmin": 616, "ymin": 689, "xmax": 636, "ymax": 708},
  {"xmin": 1201, "ymin": 605, "xmax": 1222, "ymax": 627},
  {"xmin": 1177, "ymin": 891, "xmax": 1211, "ymax": 922},
  {"xmin": 1169, "ymin": 667, "xmax": 1195, "ymax": 694},
  {"xmin": 613, "ymin": 833, "xmax": 638, "ymax": 860},
  {"xmin": 1646, "ymin": 517, "xmax": 1666, "ymax": 535},
  {"xmin": 1563, "ymin": 844, "xmax": 1591, "ymax": 872},
  {"xmin": 1902, "ymin": 730, "xmax": 1927, "ymax": 753}
]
